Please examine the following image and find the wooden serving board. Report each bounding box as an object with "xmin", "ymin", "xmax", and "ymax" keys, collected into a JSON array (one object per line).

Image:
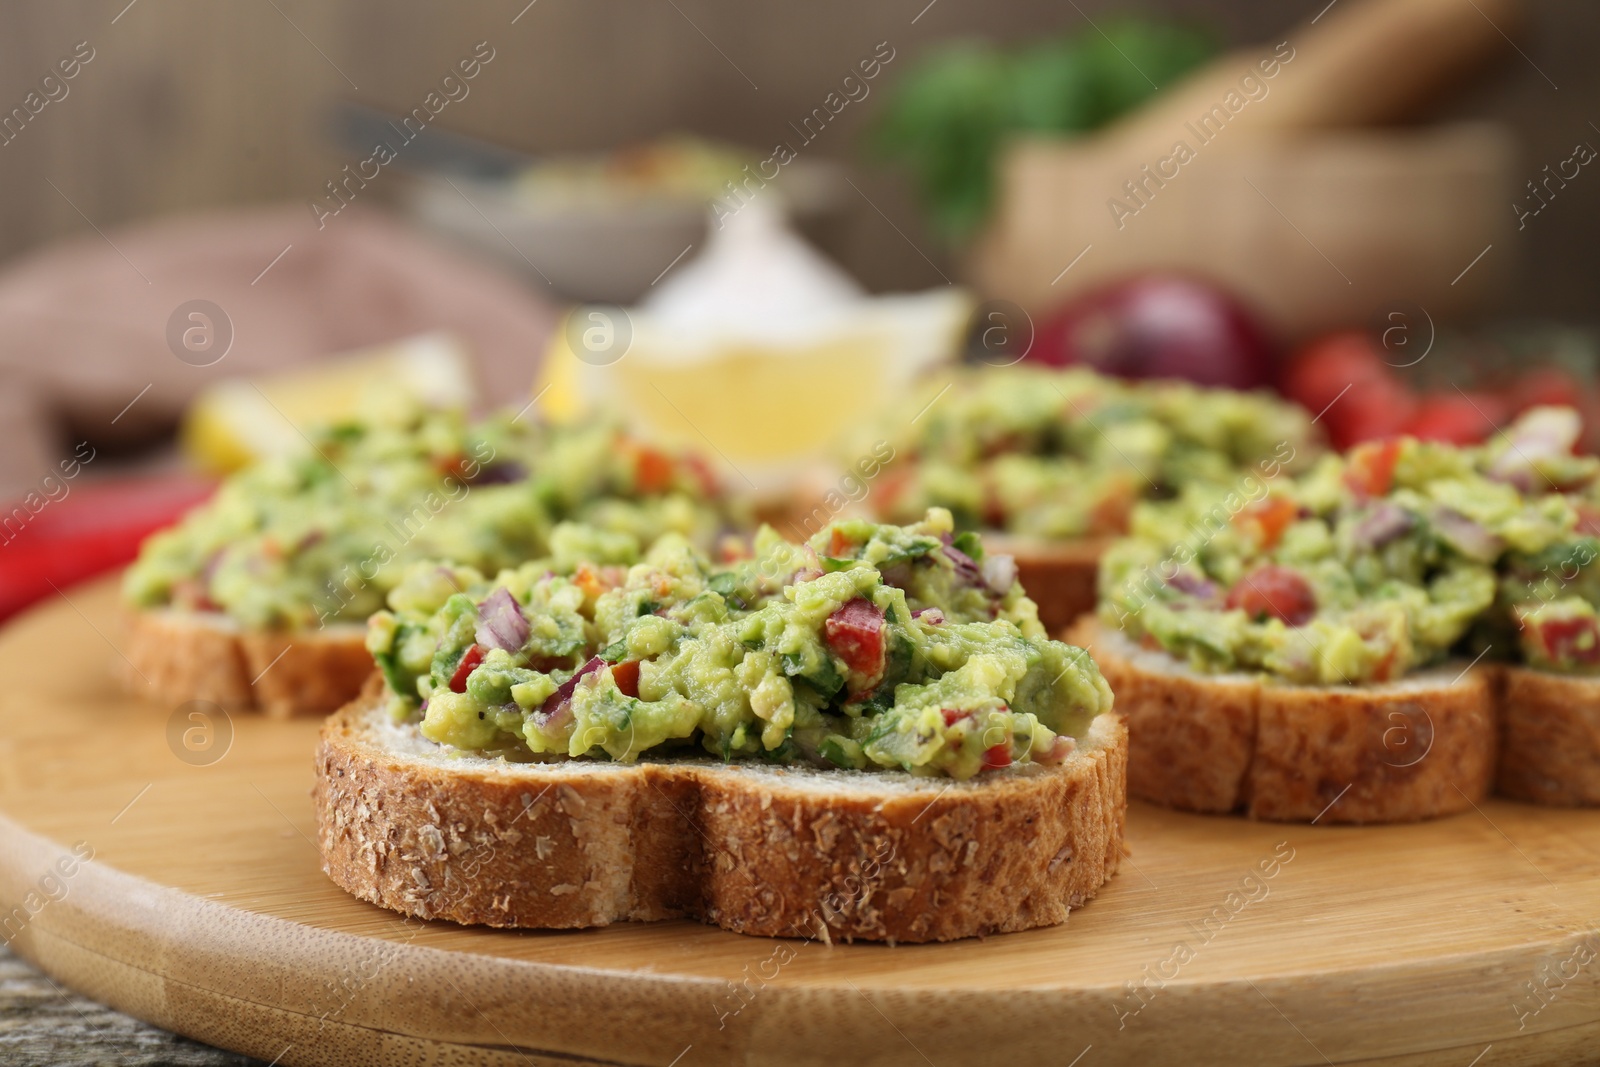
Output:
[{"xmin": 4, "ymin": 578, "xmax": 1600, "ymax": 1066}]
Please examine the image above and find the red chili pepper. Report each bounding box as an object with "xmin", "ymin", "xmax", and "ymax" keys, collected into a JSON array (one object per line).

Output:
[
  {"xmin": 449, "ymin": 644, "xmax": 485, "ymax": 693},
  {"xmin": 611, "ymin": 659, "xmax": 641, "ymax": 698}
]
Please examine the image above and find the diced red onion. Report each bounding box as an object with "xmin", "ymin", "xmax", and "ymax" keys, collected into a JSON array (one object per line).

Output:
[
  {"xmin": 1352, "ymin": 502, "xmax": 1414, "ymax": 549},
  {"xmin": 1167, "ymin": 569, "xmax": 1218, "ymax": 600},
  {"xmin": 475, "ymin": 586, "xmax": 530, "ymax": 652},
  {"xmin": 942, "ymin": 543, "xmax": 983, "ymax": 585},
  {"xmin": 1488, "ymin": 407, "xmax": 1581, "ymax": 489},
  {"xmin": 1433, "ymin": 507, "xmax": 1503, "ymax": 562},
  {"xmin": 912, "ymin": 606, "xmax": 946, "ymax": 624},
  {"xmin": 537, "ymin": 655, "xmax": 603, "ymax": 727}
]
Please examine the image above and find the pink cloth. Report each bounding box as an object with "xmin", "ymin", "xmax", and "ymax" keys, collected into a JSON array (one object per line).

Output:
[{"xmin": 0, "ymin": 204, "xmax": 558, "ymax": 494}]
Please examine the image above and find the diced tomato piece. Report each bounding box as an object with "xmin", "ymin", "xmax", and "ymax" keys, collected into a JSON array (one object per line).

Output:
[
  {"xmin": 829, "ymin": 527, "xmax": 854, "ymax": 557},
  {"xmin": 1537, "ymin": 615, "xmax": 1600, "ymax": 666},
  {"xmin": 1577, "ymin": 506, "xmax": 1600, "ymax": 537},
  {"xmin": 610, "ymin": 660, "xmax": 641, "ymax": 698},
  {"xmin": 449, "ymin": 644, "xmax": 485, "ymax": 693},
  {"xmin": 1224, "ymin": 564, "xmax": 1317, "ymax": 627},
  {"xmin": 634, "ymin": 446, "xmax": 676, "ymax": 494},
  {"xmin": 573, "ymin": 562, "xmax": 613, "ymax": 599},
  {"xmin": 435, "ymin": 453, "xmax": 474, "ymax": 481},
  {"xmin": 941, "ymin": 708, "xmax": 972, "ymax": 727},
  {"xmin": 824, "ymin": 597, "xmax": 885, "ymax": 676},
  {"xmin": 1344, "ymin": 439, "xmax": 1403, "ymax": 499},
  {"xmin": 1403, "ymin": 394, "xmax": 1502, "ymax": 445},
  {"xmin": 982, "ymin": 743, "xmax": 1012, "ymax": 770},
  {"xmin": 683, "ymin": 453, "xmax": 721, "ymax": 499},
  {"xmin": 1236, "ymin": 496, "xmax": 1298, "ymax": 550}
]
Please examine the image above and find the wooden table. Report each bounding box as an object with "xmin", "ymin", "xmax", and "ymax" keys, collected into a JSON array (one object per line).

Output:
[{"xmin": 0, "ymin": 943, "xmax": 261, "ymax": 1065}]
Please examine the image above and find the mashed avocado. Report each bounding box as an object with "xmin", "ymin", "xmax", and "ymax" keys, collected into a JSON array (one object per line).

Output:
[
  {"xmin": 367, "ymin": 509, "xmax": 1112, "ymax": 779},
  {"xmin": 869, "ymin": 366, "xmax": 1317, "ymax": 539},
  {"xmin": 122, "ymin": 403, "xmax": 733, "ymax": 629},
  {"xmin": 1478, "ymin": 407, "xmax": 1600, "ymax": 674},
  {"xmin": 1100, "ymin": 429, "xmax": 1585, "ymax": 685}
]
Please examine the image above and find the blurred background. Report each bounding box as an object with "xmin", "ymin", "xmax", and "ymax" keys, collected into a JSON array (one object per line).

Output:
[{"xmin": 0, "ymin": 0, "xmax": 1592, "ymax": 301}]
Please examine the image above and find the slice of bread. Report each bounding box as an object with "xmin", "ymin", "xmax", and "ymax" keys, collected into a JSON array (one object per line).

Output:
[
  {"xmin": 984, "ymin": 534, "xmax": 1109, "ymax": 636},
  {"xmin": 313, "ymin": 677, "xmax": 1129, "ymax": 943},
  {"xmin": 1495, "ymin": 665, "xmax": 1600, "ymax": 807},
  {"xmin": 119, "ymin": 608, "xmax": 371, "ymax": 718},
  {"xmin": 1068, "ymin": 619, "xmax": 1495, "ymax": 823}
]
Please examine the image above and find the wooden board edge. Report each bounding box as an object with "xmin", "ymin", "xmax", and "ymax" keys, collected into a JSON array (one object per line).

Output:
[{"xmin": 5, "ymin": 804, "xmax": 1600, "ymax": 1066}]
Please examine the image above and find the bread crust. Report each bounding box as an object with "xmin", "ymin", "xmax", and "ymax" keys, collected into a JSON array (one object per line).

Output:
[
  {"xmin": 985, "ymin": 534, "xmax": 1108, "ymax": 636},
  {"xmin": 1496, "ymin": 665, "xmax": 1600, "ymax": 807},
  {"xmin": 119, "ymin": 608, "xmax": 371, "ymax": 718},
  {"xmin": 1069, "ymin": 619, "xmax": 1494, "ymax": 823},
  {"xmin": 313, "ymin": 678, "xmax": 1128, "ymax": 942}
]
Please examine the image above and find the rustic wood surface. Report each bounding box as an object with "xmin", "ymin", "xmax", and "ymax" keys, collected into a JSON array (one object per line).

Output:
[
  {"xmin": 0, "ymin": 943, "xmax": 262, "ymax": 1066},
  {"xmin": 3, "ymin": 577, "xmax": 1600, "ymax": 1066}
]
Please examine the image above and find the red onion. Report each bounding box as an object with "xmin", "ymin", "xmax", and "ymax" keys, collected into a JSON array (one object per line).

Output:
[
  {"xmin": 1031, "ymin": 274, "xmax": 1276, "ymax": 390},
  {"xmin": 1487, "ymin": 407, "xmax": 1581, "ymax": 489},
  {"xmin": 912, "ymin": 606, "xmax": 946, "ymax": 624},
  {"xmin": 1352, "ymin": 503, "xmax": 1414, "ymax": 549},
  {"xmin": 537, "ymin": 655, "xmax": 603, "ymax": 727},
  {"xmin": 475, "ymin": 586, "xmax": 530, "ymax": 653},
  {"xmin": 1167, "ymin": 569, "xmax": 1218, "ymax": 600},
  {"xmin": 1433, "ymin": 508, "xmax": 1503, "ymax": 563},
  {"xmin": 941, "ymin": 541, "xmax": 983, "ymax": 585}
]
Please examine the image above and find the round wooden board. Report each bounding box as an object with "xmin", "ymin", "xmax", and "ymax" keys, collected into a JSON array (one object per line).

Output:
[{"xmin": 4, "ymin": 578, "xmax": 1600, "ymax": 1067}]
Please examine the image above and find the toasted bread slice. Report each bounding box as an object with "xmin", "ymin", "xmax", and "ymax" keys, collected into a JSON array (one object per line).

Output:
[
  {"xmin": 1495, "ymin": 665, "xmax": 1600, "ymax": 807},
  {"xmin": 313, "ymin": 677, "xmax": 1128, "ymax": 942},
  {"xmin": 984, "ymin": 534, "xmax": 1109, "ymax": 636},
  {"xmin": 1069, "ymin": 619, "xmax": 1494, "ymax": 823},
  {"xmin": 119, "ymin": 608, "xmax": 371, "ymax": 718}
]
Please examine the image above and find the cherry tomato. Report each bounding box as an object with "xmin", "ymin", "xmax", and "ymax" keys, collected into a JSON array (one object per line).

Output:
[
  {"xmin": 1404, "ymin": 394, "xmax": 1502, "ymax": 445},
  {"xmin": 1224, "ymin": 564, "xmax": 1316, "ymax": 626}
]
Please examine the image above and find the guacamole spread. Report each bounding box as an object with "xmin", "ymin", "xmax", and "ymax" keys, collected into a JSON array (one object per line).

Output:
[
  {"xmin": 367, "ymin": 509, "xmax": 1112, "ymax": 779},
  {"xmin": 123, "ymin": 403, "xmax": 733, "ymax": 630},
  {"xmin": 1100, "ymin": 424, "xmax": 1588, "ymax": 685},
  {"xmin": 1478, "ymin": 407, "xmax": 1600, "ymax": 674},
  {"xmin": 871, "ymin": 367, "xmax": 1317, "ymax": 540}
]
